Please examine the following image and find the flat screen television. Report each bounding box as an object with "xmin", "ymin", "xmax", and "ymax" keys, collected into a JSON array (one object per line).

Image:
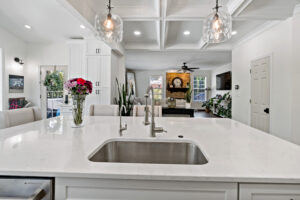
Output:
[{"xmin": 216, "ymin": 71, "xmax": 232, "ymax": 90}]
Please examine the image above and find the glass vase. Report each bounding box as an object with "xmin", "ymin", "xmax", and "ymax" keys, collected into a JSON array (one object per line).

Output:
[{"xmin": 71, "ymin": 95, "xmax": 86, "ymax": 128}]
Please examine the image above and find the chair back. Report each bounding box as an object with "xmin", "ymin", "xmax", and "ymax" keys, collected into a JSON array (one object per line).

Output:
[
  {"xmin": 89, "ymin": 105, "xmax": 119, "ymax": 116},
  {"xmin": 0, "ymin": 107, "xmax": 42, "ymax": 129},
  {"xmin": 133, "ymin": 105, "xmax": 162, "ymax": 117}
]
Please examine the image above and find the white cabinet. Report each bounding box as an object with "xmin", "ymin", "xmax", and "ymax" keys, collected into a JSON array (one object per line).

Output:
[
  {"xmin": 86, "ymin": 56, "xmax": 101, "ymax": 86},
  {"xmin": 68, "ymin": 39, "xmax": 116, "ymax": 110},
  {"xmin": 56, "ymin": 178, "xmax": 238, "ymax": 200},
  {"xmin": 99, "ymin": 87, "xmax": 110, "ymax": 104},
  {"xmin": 86, "ymin": 40, "xmax": 111, "ymax": 56},
  {"xmin": 240, "ymin": 184, "xmax": 300, "ymax": 200},
  {"xmin": 86, "ymin": 56, "xmax": 111, "ymax": 88},
  {"xmin": 68, "ymin": 41, "xmax": 85, "ymax": 79},
  {"xmin": 85, "ymin": 56, "xmax": 111, "ymax": 108}
]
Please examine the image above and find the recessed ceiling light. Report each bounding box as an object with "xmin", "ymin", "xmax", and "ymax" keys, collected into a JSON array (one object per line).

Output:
[
  {"xmin": 80, "ymin": 25, "xmax": 86, "ymax": 29},
  {"xmin": 183, "ymin": 31, "xmax": 191, "ymax": 36},
  {"xmin": 24, "ymin": 25, "xmax": 31, "ymax": 29},
  {"xmin": 134, "ymin": 31, "xmax": 141, "ymax": 36},
  {"xmin": 232, "ymin": 31, "xmax": 237, "ymax": 35}
]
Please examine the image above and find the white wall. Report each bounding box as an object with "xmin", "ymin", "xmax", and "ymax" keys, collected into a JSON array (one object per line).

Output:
[
  {"xmin": 134, "ymin": 70, "xmax": 166, "ymax": 98},
  {"xmin": 25, "ymin": 43, "xmax": 69, "ymax": 107},
  {"xmin": 111, "ymin": 51, "xmax": 125, "ymax": 103},
  {"xmin": 291, "ymin": 5, "xmax": 300, "ymax": 144},
  {"xmin": 0, "ymin": 49, "xmax": 3, "ymax": 111},
  {"xmin": 0, "ymin": 26, "xmax": 27, "ymax": 110},
  {"xmin": 232, "ymin": 18, "xmax": 293, "ymax": 142},
  {"xmin": 211, "ymin": 64, "xmax": 232, "ymax": 97}
]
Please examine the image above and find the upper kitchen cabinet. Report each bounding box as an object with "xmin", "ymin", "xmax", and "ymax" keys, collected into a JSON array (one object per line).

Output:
[
  {"xmin": 68, "ymin": 39, "xmax": 123, "ymax": 106},
  {"xmin": 86, "ymin": 40, "xmax": 111, "ymax": 56},
  {"xmin": 68, "ymin": 40, "xmax": 85, "ymax": 79}
]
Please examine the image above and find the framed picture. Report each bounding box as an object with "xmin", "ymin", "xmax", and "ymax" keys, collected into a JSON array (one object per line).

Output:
[
  {"xmin": 9, "ymin": 75, "xmax": 24, "ymax": 93},
  {"xmin": 126, "ymin": 71, "xmax": 136, "ymax": 96}
]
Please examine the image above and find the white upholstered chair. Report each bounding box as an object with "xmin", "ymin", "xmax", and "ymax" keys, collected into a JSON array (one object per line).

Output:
[
  {"xmin": 133, "ymin": 105, "xmax": 162, "ymax": 117},
  {"xmin": 0, "ymin": 107, "xmax": 42, "ymax": 129},
  {"xmin": 89, "ymin": 104, "xmax": 119, "ymax": 116}
]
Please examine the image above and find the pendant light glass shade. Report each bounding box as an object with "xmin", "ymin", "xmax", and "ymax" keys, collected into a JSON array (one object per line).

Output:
[
  {"xmin": 202, "ymin": 1, "xmax": 232, "ymax": 44},
  {"xmin": 95, "ymin": 0, "xmax": 123, "ymax": 43}
]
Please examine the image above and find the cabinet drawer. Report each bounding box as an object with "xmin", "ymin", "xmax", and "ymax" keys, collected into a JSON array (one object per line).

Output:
[
  {"xmin": 56, "ymin": 178, "xmax": 238, "ymax": 200},
  {"xmin": 240, "ymin": 184, "xmax": 300, "ymax": 200}
]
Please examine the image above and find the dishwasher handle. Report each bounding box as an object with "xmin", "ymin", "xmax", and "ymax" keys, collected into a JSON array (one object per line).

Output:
[{"xmin": 31, "ymin": 189, "xmax": 46, "ymax": 200}]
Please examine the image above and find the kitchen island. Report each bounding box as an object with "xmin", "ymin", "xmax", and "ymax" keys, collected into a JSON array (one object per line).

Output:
[{"xmin": 0, "ymin": 116, "xmax": 300, "ymax": 199}]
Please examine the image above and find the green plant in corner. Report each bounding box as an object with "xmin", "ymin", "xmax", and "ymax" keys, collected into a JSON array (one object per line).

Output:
[
  {"xmin": 216, "ymin": 92, "xmax": 232, "ymax": 118},
  {"xmin": 202, "ymin": 97, "xmax": 215, "ymax": 113},
  {"xmin": 114, "ymin": 78, "xmax": 134, "ymax": 116}
]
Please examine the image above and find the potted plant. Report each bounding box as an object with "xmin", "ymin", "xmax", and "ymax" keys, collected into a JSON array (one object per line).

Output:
[
  {"xmin": 202, "ymin": 97, "xmax": 215, "ymax": 113},
  {"xmin": 185, "ymin": 84, "xmax": 192, "ymax": 108},
  {"xmin": 114, "ymin": 78, "xmax": 134, "ymax": 116},
  {"xmin": 64, "ymin": 78, "xmax": 93, "ymax": 127}
]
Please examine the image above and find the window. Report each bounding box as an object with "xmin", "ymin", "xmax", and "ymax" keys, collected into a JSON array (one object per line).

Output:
[
  {"xmin": 193, "ymin": 76, "xmax": 207, "ymax": 102},
  {"xmin": 150, "ymin": 76, "xmax": 163, "ymax": 101}
]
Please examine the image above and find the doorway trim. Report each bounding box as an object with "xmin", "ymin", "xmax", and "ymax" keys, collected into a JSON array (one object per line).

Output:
[{"xmin": 39, "ymin": 65, "xmax": 68, "ymax": 119}]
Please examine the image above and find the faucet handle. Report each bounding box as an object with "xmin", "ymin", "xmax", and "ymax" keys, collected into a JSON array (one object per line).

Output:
[{"xmin": 154, "ymin": 127, "xmax": 167, "ymax": 133}]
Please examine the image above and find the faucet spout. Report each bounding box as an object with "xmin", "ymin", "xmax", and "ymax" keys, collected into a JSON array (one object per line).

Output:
[{"xmin": 144, "ymin": 86, "xmax": 166, "ymax": 137}]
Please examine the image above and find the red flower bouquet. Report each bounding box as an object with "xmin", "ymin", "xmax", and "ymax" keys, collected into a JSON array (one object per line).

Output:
[
  {"xmin": 64, "ymin": 78, "xmax": 93, "ymax": 127},
  {"xmin": 64, "ymin": 78, "xmax": 93, "ymax": 95}
]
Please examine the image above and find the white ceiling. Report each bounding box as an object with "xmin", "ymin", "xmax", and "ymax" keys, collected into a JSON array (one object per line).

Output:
[
  {"xmin": 0, "ymin": 0, "xmax": 92, "ymax": 44},
  {"xmin": 126, "ymin": 50, "xmax": 232, "ymax": 70},
  {"xmin": 65, "ymin": 0, "xmax": 299, "ymax": 70},
  {"xmin": 0, "ymin": 0, "xmax": 299, "ymax": 70}
]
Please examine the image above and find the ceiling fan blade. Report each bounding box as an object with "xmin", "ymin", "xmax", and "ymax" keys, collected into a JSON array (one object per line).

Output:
[{"xmin": 188, "ymin": 68, "xmax": 200, "ymax": 70}]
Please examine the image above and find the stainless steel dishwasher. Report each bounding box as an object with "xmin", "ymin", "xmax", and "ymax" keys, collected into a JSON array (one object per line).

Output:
[{"xmin": 0, "ymin": 177, "xmax": 53, "ymax": 200}]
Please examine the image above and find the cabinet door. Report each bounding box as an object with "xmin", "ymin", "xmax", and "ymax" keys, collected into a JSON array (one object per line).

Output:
[
  {"xmin": 56, "ymin": 178, "xmax": 238, "ymax": 200},
  {"xmin": 69, "ymin": 43, "xmax": 84, "ymax": 79},
  {"xmin": 100, "ymin": 56, "xmax": 111, "ymax": 87},
  {"xmin": 86, "ymin": 40, "xmax": 111, "ymax": 56},
  {"xmin": 99, "ymin": 87, "xmax": 110, "ymax": 105},
  {"xmin": 86, "ymin": 56, "xmax": 101, "ymax": 87},
  {"xmin": 240, "ymin": 184, "xmax": 300, "ymax": 200},
  {"xmin": 85, "ymin": 89, "xmax": 101, "ymax": 114}
]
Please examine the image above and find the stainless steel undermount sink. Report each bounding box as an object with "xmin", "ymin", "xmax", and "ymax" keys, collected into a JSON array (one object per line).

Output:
[{"xmin": 89, "ymin": 140, "xmax": 208, "ymax": 165}]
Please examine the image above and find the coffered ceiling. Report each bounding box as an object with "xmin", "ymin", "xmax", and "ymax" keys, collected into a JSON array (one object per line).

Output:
[{"xmin": 65, "ymin": 0, "xmax": 299, "ymax": 51}]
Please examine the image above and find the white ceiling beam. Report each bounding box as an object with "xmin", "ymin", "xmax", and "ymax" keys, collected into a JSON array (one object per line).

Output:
[
  {"xmin": 122, "ymin": 17, "xmax": 162, "ymax": 21},
  {"xmin": 227, "ymin": 0, "xmax": 254, "ymax": 17},
  {"xmin": 160, "ymin": 0, "xmax": 168, "ymax": 50},
  {"xmin": 156, "ymin": 21, "xmax": 161, "ymax": 48}
]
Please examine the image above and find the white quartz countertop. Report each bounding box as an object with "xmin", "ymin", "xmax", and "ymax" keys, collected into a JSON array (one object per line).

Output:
[{"xmin": 0, "ymin": 116, "xmax": 300, "ymax": 183}]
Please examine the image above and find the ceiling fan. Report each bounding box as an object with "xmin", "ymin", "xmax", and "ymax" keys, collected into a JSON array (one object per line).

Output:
[{"xmin": 178, "ymin": 62, "xmax": 199, "ymax": 72}]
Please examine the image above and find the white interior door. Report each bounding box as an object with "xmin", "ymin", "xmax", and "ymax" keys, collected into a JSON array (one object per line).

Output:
[
  {"xmin": 40, "ymin": 65, "xmax": 68, "ymax": 119},
  {"xmin": 250, "ymin": 56, "xmax": 270, "ymax": 133}
]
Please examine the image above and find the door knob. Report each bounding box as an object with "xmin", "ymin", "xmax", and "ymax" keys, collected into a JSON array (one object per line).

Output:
[{"xmin": 264, "ymin": 108, "xmax": 270, "ymax": 114}]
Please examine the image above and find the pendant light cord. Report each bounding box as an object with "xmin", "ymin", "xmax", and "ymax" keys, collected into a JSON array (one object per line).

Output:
[
  {"xmin": 214, "ymin": 0, "xmax": 220, "ymax": 13},
  {"xmin": 107, "ymin": 0, "xmax": 112, "ymax": 14}
]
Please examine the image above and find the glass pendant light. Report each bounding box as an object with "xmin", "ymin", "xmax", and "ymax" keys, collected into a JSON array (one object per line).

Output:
[
  {"xmin": 202, "ymin": 0, "xmax": 232, "ymax": 44},
  {"xmin": 95, "ymin": 0, "xmax": 123, "ymax": 43}
]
